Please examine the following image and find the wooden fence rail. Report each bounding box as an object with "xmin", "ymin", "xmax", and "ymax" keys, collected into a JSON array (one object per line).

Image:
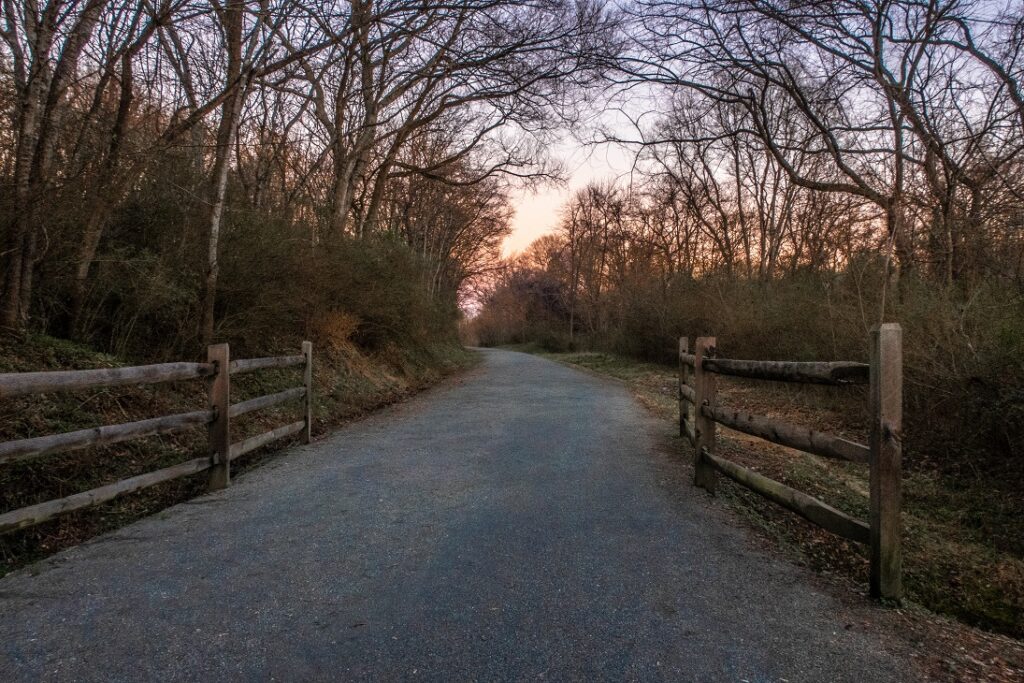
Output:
[
  {"xmin": 0, "ymin": 342, "xmax": 313, "ymax": 535},
  {"xmin": 0, "ymin": 362, "xmax": 215, "ymax": 399},
  {"xmin": 678, "ymin": 324, "xmax": 902, "ymax": 600}
]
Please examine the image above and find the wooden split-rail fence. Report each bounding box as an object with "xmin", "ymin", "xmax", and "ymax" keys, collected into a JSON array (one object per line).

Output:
[
  {"xmin": 0, "ymin": 342, "xmax": 313, "ymax": 535},
  {"xmin": 679, "ymin": 324, "xmax": 902, "ymax": 600}
]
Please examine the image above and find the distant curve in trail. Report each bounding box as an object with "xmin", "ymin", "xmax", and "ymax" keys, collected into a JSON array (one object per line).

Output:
[{"xmin": 0, "ymin": 349, "xmax": 914, "ymax": 682}]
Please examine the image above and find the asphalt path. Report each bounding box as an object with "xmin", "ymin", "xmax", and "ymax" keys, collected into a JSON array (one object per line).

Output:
[{"xmin": 0, "ymin": 349, "xmax": 914, "ymax": 681}]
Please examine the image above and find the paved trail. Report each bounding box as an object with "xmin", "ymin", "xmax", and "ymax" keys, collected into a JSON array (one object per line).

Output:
[{"xmin": 0, "ymin": 350, "xmax": 913, "ymax": 682}]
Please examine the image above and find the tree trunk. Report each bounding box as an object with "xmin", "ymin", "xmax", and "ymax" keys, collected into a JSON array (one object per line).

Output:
[
  {"xmin": 200, "ymin": 0, "xmax": 246, "ymax": 347},
  {"xmin": 1, "ymin": 0, "xmax": 108, "ymax": 333},
  {"xmin": 200, "ymin": 87, "xmax": 244, "ymax": 347},
  {"xmin": 71, "ymin": 204, "xmax": 116, "ymax": 336},
  {"xmin": 1, "ymin": 217, "xmax": 30, "ymax": 332},
  {"xmin": 1, "ymin": 70, "xmax": 48, "ymax": 332},
  {"xmin": 330, "ymin": 152, "xmax": 356, "ymax": 234},
  {"xmin": 71, "ymin": 55, "xmax": 136, "ymax": 336}
]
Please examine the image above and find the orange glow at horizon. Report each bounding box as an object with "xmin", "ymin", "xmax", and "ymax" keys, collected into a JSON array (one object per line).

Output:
[
  {"xmin": 503, "ymin": 185, "xmax": 567, "ymax": 256},
  {"xmin": 502, "ymin": 141, "xmax": 635, "ymax": 258}
]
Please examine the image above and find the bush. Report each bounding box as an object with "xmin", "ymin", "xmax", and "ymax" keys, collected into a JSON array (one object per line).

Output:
[
  {"xmin": 27, "ymin": 173, "xmax": 460, "ymax": 362},
  {"xmin": 476, "ymin": 261, "xmax": 1024, "ymax": 484}
]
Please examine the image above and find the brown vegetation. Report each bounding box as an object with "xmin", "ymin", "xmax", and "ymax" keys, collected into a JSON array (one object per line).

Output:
[{"xmin": 0, "ymin": 0, "xmax": 610, "ymax": 353}]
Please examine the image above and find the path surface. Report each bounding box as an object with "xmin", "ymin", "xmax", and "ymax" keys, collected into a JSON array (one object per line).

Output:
[{"xmin": 0, "ymin": 349, "xmax": 913, "ymax": 682}]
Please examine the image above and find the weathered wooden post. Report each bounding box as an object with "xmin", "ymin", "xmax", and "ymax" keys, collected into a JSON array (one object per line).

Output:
[
  {"xmin": 679, "ymin": 337, "xmax": 689, "ymax": 439},
  {"xmin": 693, "ymin": 336, "xmax": 718, "ymax": 492},
  {"xmin": 302, "ymin": 340, "xmax": 313, "ymax": 445},
  {"xmin": 207, "ymin": 343, "xmax": 231, "ymax": 490},
  {"xmin": 870, "ymin": 323, "xmax": 902, "ymax": 600}
]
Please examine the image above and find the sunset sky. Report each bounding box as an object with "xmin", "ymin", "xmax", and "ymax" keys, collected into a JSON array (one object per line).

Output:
[{"xmin": 502, "ymin": 135, "xmax": 636, "ymax": 257}]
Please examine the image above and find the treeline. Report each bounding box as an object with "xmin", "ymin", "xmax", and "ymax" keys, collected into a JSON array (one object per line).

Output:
[
  {"xmin": 0, "ymin": 0, "xmax": 607, "ymax": 358},
  {"xmin": 473, "ymin": 0, "xmax": 1024, "ymax": 477}
]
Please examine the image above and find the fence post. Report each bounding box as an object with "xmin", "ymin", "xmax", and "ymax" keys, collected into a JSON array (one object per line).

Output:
[
  {"xmin": 870, "ymin": 323, "xmax": 902, "ymax": 600},
  {"xmin": 302, "ymin": 341, "xmax": 313, "ymax": 444},
  {"xmin": 693, "ymin": 336, "xmax": 718, "ymax": 492},
  {"xmin": 679, "ymin": 337, "xmax": 689, "ymax": 439},
  {"xmin": 207, "ymin": 343, "xmax": 231, "ymax": 490}
]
